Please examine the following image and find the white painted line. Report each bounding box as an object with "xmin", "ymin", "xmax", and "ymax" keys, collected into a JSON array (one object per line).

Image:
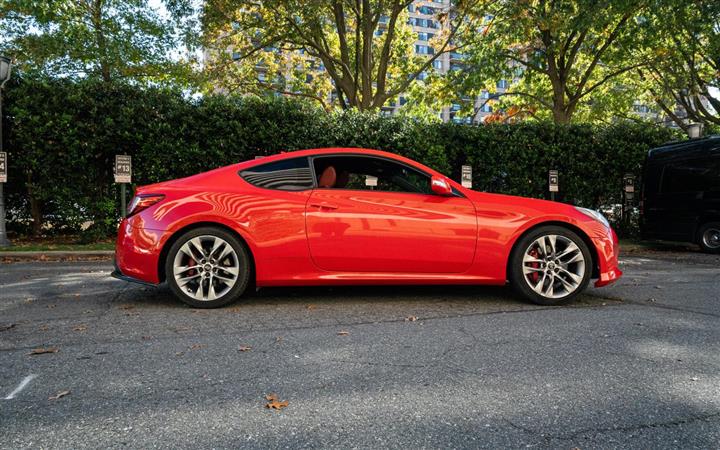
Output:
[{"xmin": 4, "ymin": 374, "xmax": 37, "ymax": 400}]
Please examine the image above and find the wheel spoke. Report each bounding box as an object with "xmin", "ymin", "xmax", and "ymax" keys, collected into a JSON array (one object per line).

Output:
[
  {"xmin": 216, "ymin": 244, "xmax": 234, "ymax": 263},
  {"xmin": 174, "ymin": 264, "xmax": 200, "ymax": 276},
  {"xmin": 193, "ymin": 280, "xmax": 205, "ymax": 300},
  {"xmin": 556, "ymin": 241, "xmax": 579, "ymax": 260},
  {"xmin": 546, "ymin": 235, "xmax": 557, "ymax": 256},
  {"xmin": 208, "ymin": 277, "xmax": 217, "ymax": 300},
  {"xmin": 177, "ymin": 273, "xmax": 201, "ymax": 287},
  {"xmin": 532, "ymin": 272, "xmax": 547, "ymax": 294},
  {"xmin": 558, "ymin": 267, "xmax": 583, "ymax": 285}
]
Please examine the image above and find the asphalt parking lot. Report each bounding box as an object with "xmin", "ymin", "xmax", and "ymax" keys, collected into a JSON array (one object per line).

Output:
[{"xmin": 1, "ymin": 250, "xmax": 719, "ymax": 449}]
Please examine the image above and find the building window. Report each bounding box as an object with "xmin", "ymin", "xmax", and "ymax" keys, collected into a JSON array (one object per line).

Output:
[
  {"xmin": 417, "ymin": 5, "xmax": 436, "ymax": 15},
  {"xmin": 418, "ymin": 32, "xmax": 435, "ymax": 41},
  {"xmin": 496, "ymin": 79, "xmax": 508, "ymax": 89},
  {"xmin": 415, "ymin": 45, "xmax": 435, "ymax": 55}
]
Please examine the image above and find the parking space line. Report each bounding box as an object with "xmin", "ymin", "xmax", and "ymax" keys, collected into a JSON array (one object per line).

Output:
[{"xmin": 4, "ymin": 374, "xmax": 37, "ymax": 400}]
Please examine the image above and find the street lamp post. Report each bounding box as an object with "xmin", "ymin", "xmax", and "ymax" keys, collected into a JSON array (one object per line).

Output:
[{"xmin": 0, "ymin": 55, "xmax": 12, "ymax": 247}]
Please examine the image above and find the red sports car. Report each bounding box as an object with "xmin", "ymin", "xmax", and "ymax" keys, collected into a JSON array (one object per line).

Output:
[{"xmin": 112, "ymin": 148, "xmax": 621, "ymax": 308}]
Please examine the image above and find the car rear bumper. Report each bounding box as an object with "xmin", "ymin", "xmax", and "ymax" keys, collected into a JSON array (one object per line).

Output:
[
  {"xmin": 592, "ymin": 227, "xmax": 623, "ymax": 288},
  {"xmin": 114, "ymin": 218, "xmax": 165, "ymax": 284},
  {"xmin": 111, "ymin": 258, "xmax": 159, "ymax": 286}
]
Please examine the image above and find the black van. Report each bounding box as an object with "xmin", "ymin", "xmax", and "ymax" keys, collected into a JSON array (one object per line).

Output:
[{"xmin": 640, "ymin": 135, "xmax": 720, "ymax": 253}]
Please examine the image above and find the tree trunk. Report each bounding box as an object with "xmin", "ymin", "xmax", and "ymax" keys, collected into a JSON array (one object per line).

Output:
[{"xmin": 552, "ymin": 108, "xmax": 571, "ymax": 124}]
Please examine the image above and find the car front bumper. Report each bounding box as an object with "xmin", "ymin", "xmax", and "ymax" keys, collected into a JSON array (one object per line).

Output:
[{"xmin": 592, "ymin": 227, "xmax": 622, "ymax": 288}]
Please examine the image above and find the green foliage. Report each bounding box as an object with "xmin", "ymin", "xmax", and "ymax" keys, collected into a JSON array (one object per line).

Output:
[
  {"xmin": 451, "ymin": 0, "xmax": 650, "ymax": 124},
  {"xmin": 2, "ymin": 78, "xmax": 680, "ymax": 238},
  {"xmin": 0, "ymin": 0, "xmax": 197, "ymax": 85},
  {"xmin": 202, "ymin": 0, "xmax": 478, "ymax": 110}
]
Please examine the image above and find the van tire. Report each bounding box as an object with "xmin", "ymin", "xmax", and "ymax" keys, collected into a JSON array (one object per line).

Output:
[{"xmin": 697, "ymin": 222, "xmax": 720, "ymax": 254}]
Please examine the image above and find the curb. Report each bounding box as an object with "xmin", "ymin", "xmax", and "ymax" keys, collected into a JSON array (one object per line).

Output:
[{"xmin": 0, "ymin": 250, "xmax": 114, "ymax": 261}]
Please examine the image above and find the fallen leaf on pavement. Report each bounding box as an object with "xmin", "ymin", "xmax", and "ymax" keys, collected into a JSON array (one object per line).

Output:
[
  {"xmin": 189, "ymin": 344, "xmax": 205, "ymax": 350},
  {"xmin": 72, "ymin": 325, "xmax": 87, "ymax": 332},
  {"xmin": 0, "ymin": 323, "xmax": 16, "ymax": 332},
  {"xmin": 337, "ymin": 331, "xmax": 350, "ymax": 336},
  {"xmin": 39, "ymin": 325, "xmax": 50, "ymax": 331},
  {"xmin": 119, "ymin": 304, "xmax": 135, "ymax": 310},
  {"xmin": 306, "ymin": 304, "xmax": 316, "ymax": 310},
  {"xmin": 49, "ymin": 390, "xmax": 70, "ymax": 400},
  {"xmin": 276, "ymin": 336, "xmax": 283, "ymax": 343},
  {"xmin": 265, "ymin": 393, "xmax": 289, "ymax": 410},
  {"xmin": 405, "ymin": 315, "xmax": 418, "ymax": 322},
  {"xmin": 239, "ymin": 345, "xmax": 252, "ymax": 352},
  {"xmin": 29, "ymin": 347, "xmax": 59, "ymax": 355}
]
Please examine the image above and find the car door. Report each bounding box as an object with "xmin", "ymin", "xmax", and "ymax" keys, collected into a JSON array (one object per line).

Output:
[{"xmin": 305, "ymin": 154, "xmax": 477, "ymax": 273}]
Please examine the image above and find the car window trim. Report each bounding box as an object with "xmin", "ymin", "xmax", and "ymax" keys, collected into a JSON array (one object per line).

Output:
[
  {"xmin": 237, "ymin": 156, "xmax": 315, "ymax": 192},
  {"xmin": 309, "ymin": 153, "xmax": 464, "ymax": 198}
]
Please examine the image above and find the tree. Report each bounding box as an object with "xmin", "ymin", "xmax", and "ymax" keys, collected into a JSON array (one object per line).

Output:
[
  {"xmin": 452, "ymin": 0, "xmax": 650, "ymax": 123},
  {"xmin": 638, "ymin": 0, "xmax": 720, "ymax": 130},
  {"xmin": 0, "ymin": 0, "xmax": 197, "ymax": 84},
  {"xmin": 202, "ymin": 0, "xmax": 480, "ymax": 110}
]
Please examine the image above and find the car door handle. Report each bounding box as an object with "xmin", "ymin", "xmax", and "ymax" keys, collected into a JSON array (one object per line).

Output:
[{"xmin": 309, "ymin": 202, "xmax": 339, "ymax": 210}]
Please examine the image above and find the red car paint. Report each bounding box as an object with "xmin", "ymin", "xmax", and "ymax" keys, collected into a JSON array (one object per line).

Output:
[{"xmin": 115, "ymin": 148, "xmax": 622, "ymax": 289}]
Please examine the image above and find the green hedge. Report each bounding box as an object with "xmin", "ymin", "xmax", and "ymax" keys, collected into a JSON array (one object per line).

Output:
[{"xmin": 2, "ymin": 78, "xmax": 680, "ymax": 239}]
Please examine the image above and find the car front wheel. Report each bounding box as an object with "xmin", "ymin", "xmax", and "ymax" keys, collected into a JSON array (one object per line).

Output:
[
  {"xmin": 165, "ymin": 227, "xmax": 251, "ymax": 308},
  {"xmin": 510, "ymin": 226, "xmax": 592, "ymax": 305}
]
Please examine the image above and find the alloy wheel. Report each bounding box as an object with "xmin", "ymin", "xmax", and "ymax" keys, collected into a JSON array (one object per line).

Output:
[
  {"xmin": 702, "ymin": 227, "xmax": 720, "ymax": 249},
  {"xmin": 172, "ymin": 235, "xmax": 240, "ymax": 301},
  {"xmin": 522, "ymin": 234, "xmax": 586, "ymax": 299}
]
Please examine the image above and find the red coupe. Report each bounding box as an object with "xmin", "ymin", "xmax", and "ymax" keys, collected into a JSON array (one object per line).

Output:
[{"xmin": 112, "ymin": 148, "xmax": 621, "ymax": 308}]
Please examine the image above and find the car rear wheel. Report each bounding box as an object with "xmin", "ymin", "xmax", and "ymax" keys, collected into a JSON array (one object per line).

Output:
[
  {"xmin": 509, "ymin": 226, "xmax": 592, "ymax": 305},
  {"xmin": 698, "ymin": 222, "xmax": 720, "ymax": 254},
  {"xmin": 165, "ymin": 227, "xmax": 251, "ymax": 308}
]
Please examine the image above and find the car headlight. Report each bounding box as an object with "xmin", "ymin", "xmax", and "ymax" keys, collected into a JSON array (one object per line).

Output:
[{"xmin": 574, "ymin": 207, "xmax": 610, "ymax": 228}]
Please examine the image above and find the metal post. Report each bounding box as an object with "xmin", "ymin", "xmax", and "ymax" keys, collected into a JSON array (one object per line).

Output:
[
  {"xmin": 121, "ymin": 183, "xmax": 127, "ymax": 218},
  {"xmin": 0, "ymin": 88, "xmax": 11, "ymax": 247}
]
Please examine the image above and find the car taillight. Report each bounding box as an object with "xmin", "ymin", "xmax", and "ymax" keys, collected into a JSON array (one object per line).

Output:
[{"xmin": 127, "ymin": 194, "xmax": 165, "ymax": 217}]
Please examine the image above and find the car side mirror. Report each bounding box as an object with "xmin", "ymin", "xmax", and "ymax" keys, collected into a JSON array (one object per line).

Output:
[{"xmin": 430, "ymin": 175, "xmax": 453, "ymax": 196}]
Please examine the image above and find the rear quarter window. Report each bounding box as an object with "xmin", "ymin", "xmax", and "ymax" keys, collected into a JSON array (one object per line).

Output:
[{"xmin": 239, "ymin": 157, "xmax": 314, "ymax": 191}]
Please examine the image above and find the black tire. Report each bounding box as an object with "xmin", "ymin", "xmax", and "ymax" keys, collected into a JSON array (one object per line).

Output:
[
  {"xmin": 697, "ymin": 222, "xmax": 720, "ymax": 254},
  {"xmin": 165, "ymin": 227, "xmax": 251, "ymax": 308},
  {"xmin": 509, "ymin": 225, "xmax": 593, "ymax": 306}
]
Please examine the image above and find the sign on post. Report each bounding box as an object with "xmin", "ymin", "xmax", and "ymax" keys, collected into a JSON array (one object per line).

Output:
[
  {"xmin": 114, "ymin": 155, "xmax": 132, "ymax": 183},
  {"xmin": 624, "ymin": 173, "xmax": 635, "ymax": 201},
  {"xmin": 461, "ymin": 165, "xmax": 472, "ymax": 188},
  {"xmin": 0, "ymin": 152, "xmax": 6, "ymax": 183},
  {"xmin": 624, "ymin": 174, "xmax": 635, "ymax": 193},
  {"xmin": 548, "ymin": 170, "xmax": 559, "ymax": 193}
]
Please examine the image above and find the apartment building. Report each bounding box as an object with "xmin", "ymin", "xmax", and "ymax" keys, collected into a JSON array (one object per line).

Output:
[{"xmin": 379, "ymin": 0, "xmax": 507, "ymax": 124}]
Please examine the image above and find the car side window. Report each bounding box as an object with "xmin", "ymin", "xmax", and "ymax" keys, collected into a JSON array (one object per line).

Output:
[
  {"xmin": 661, "ymin": 157, "xmax": 720, "ymax": 194},
  {"xmin": 313, "ymin": 155, "xmax": 432, "ymax": 194},
  {"xmin": 240, "ymin": 157, "xmax": 314, "ymax": 191}
]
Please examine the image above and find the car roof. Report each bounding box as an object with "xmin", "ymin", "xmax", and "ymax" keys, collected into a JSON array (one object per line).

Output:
[
  {"xmin": 647, "ymin": 135, "xmax": 720, "ymax": 162},
  {"xmin": 234, "ymin": 147, "xmax": 442, "ymax": 175}
]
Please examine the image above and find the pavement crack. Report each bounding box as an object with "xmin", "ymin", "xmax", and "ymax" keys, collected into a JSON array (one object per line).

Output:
[{"xmin": 555, "ymin": 412, "xmax": 720, "ymax": 441}]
